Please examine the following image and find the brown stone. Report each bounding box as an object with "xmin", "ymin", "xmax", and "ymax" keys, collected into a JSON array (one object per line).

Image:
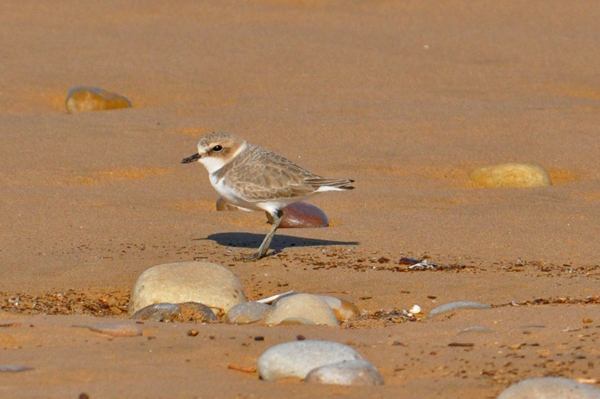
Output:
[
  {"xmin": 267, "ymin": 202, "xmax": 329, "ymax": 228},
  {"xmin": 65, "ymin": 86, "xmax": 132, "ymax": 113}
]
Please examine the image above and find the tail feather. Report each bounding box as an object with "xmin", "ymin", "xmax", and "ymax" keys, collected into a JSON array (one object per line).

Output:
[{"xmin": 306, "ymin": 177, "xmax": 355, "ymax": 191}]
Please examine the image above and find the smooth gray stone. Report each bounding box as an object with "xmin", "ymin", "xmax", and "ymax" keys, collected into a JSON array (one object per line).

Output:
[
  {"xmin": 427, "ymin": 301, "xmax": 492, "ymax": 319},
  {"xmin": 305, "ymin": 359, "xmax": 384, "ymax": 386},
  {"xmin": 0, "ymin": 365, "xmax": 34, "ymax": 373},
  {"xmin": 498, "ymin": 377, "xmax": 600, "ymax": 399},
  {"xmin": 225, "ymin": 302, "xmax": 273, "ymax": 324},
  {"xmin": 258, "ymin": 340, "xmax": 363, "ymax": 381}
]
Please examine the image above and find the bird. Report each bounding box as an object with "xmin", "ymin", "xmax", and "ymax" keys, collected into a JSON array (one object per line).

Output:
[{"xmin": 182, "ymin": 131, "xmax": 354, "ymax": 261}]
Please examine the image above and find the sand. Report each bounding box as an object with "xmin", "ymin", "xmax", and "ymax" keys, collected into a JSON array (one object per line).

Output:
[{"xmin": 0, "ymin": 1, "xmax": 599, "ymax": 398}]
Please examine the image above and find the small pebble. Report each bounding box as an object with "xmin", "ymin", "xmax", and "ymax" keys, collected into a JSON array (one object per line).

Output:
[
  {"xmin": 497, "ymin": 377, "xmax": 600, "ymax": 399},
  {"xmin": 65, "ymin": 86, "xmax": 132, "ymax": 113},
  {"xmin": 427, "ymin": 301, "xmax": 492, "ymax": 319},
  {"xmin": 225, "ymin": 302, "xmax": 273, "ymax": 325},
  {"xmin": 264, "ymin": 294, "xmax": 339, "ymax": 326},
  {"xmin": 132, "ymin": 303, "xmax": 182, "ymax": 322},
  {"xmin": 266, "ymin": 202, "xmax": 329, "ymax": 228},
  {"xmin": 469, "ymin": 163, "xmax": 552, "ymax": 188},
  {"xmin": 409, "ymin": 304, "xmax": 421, "ymax": 314},
  {"xmin": 187, "ymin": 329, "xmax": 199, "ymax": 337},
  {"xmin": 129, "ymin": 261, "xmax": 246, "ymax": 314},
  {"xmin": 79, "ymin": 394, "xmax": 89, "ymax": 399},
  {"xmin": 305, "ymin": 359, "xmax": 384, "ymax": 386},
  {"xmin": 178, "ymin": 302, "xmax": 217, "ymax": 321},
  {"xmin": 0, "ymin": 365, "xmax": 34, "ymax": 373},
  {"xmin": 77, "ymin": 322, "xmax": 143, "ymax": 337},
  {"xmin": 258, "ymin": 340, "xmax": 364, "ymax": 381}
]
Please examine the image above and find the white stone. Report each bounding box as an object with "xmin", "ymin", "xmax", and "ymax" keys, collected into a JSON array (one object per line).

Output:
[
  {"xmin": 265, "ymin": 293, "xmax": 339, "ymax": 326},
  {"xmin": 129, "ymin": 261, "xmax": 246, "ymax": 314},
  {"xmin": 258, "ymin": 340, "xmax": 363, "ymax": 381},
  {"xmin": 305, "ymin": 359, "xmax": 384, "ymax": 386},
  {"xmin": 427, "ymin": 301, "xmax": 492, "ymax": 319},
  {"xmin": 498, "ymin": 377, "xmax": 600, "ymax": 399}
]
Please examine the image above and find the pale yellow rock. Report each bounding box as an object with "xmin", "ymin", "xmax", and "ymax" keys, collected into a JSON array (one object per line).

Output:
[
  {"xmin": 265, "ymin": 293, "xmax": 339, "ymax": 326},
  {"xmin": 469, "ymin": 163, "xmax": 552, "ymax": 188},
  {"xmin": 66, "ymin": 86, "xmax": 132, "ymax": 113},
  {"xmin": 129, "ymin": 261, "xmax": 246, "ymax": 314}
]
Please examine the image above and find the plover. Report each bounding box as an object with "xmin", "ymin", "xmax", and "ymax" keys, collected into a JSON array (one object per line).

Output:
[{"xmin": 182, "ymin": 131, "xmax": 354, "ymax": 261}]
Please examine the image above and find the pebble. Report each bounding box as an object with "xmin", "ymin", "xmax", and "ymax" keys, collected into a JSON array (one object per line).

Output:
[
  {"xmin": 458, "ymin": 326, "xmax": 494, "ymax": 335},
  {"xmin": 225, "ymin": 302, "xmax": 273, "ymax": 324},
  {"xmin": 264, "ymin": 294, "xmax": 339, "ymax": 326},
  {"xmin": 216, "ymin": 198, "xmax": 329, "ymax": 228},
  {"xmin": 78, "ymin": 322, "xmax": 143, "ymax": 337},
  {"xmin": 0, "ymin": 365, "xmax": 34, "ymax": 373},
  {"xmin": 497, "ymin": 377, "xmax": 600, "ymax": 399},
  {"xmin": 266, "ymin": 202, "xmax": 329, "ymax": 228},
  {"xmin": 65, "ymin": 86, "xmax": 132, "ymax": 113},
  {"xmin": 257, "ymin": 340, "xmax": 364, "ymax": 381},
  {"xmin": 305, "ymin": 359, "xmax": 385, "ymax": 386},
  {"xmin": 427, "ymin": 301, "xmax": 492, "ymax": 319},
  {"xmin": 129, "ymin": 261, "xmax": 246, "ymax": 314},
  {"xmin": 133, "ymin": 303, "xmax": 183, "ymax": 322},
  {"xmin": 179, "ymin": 302, "xmax": 217, "ymax": 321},
  {"xmin": 409, "ymin": 304, "xmax": 421, "ymax": 314},
  {"xmin": 469, "ymin": 163, "xmax": 552, "ymax": 188},
  {"xmin": 313, "ymin": 295, "xmax": 361, "ymax": 322}
]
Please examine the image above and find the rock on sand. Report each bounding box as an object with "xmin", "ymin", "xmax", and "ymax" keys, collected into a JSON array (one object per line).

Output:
[
  {"xmin": 469, "ymin": 163, "xmax": 552, "ymax": 188},
  {"xmin": 129, "ymin": 261, "xmax": 246, "ymax": 314}
]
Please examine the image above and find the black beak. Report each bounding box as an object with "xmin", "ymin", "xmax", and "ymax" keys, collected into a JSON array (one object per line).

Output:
[{"xmin": 182, "ymin": 153, "xmax": 201, "ymax": 164}]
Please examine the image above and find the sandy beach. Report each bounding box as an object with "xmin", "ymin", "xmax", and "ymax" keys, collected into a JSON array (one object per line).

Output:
[{"xmin": 1, "ymin": 1, "xmax": 599, "ymax": 398}]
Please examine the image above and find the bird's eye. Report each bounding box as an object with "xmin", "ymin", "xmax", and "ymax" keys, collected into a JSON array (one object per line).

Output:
[{"xmin": 212, "ymin": 145, "xmax": 223, "ymax": 152}]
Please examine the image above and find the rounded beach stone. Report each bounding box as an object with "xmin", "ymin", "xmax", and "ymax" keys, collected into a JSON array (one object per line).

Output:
[
  {"xmin": 305, "ymin": 359, "xmax": 385, "ymax": 386},
  {"xmin": 469, "ymin": 163, "xmax": 552, "ymax": 188},
  {"xmin": 65, "ymin": 86, "xmax": 132, "ymax": 113},
  {"xmin": 497, "ymin": 377, "xmax": 600, "ymax": 399},
  {"xmin": 80, "ymin": 322, "xmax": 143, "ymax": 337},
  {"xmin": 266, "ymin": 202, "xmax": 329, "ymax": 228},
  {"xmin": 129, "ymin": 261, "xmax": 246, "ymax": 315},
  {"xmin": 257, "ymin": 340, "xmax": 364, "ymax": 381},
  {"xmin": 427, "ymin": 301, "xmax": 492, "ymax": 320},
  {"xmin": 225, "ymin": 302, "xmax": 273, "ymax": 324},
  {"xmin": 314, "ymin": 295, "xmax": 360, "ymax": 322},
  {"xmin": 264, "ymin": 293, "xmax": 339, "ymax": 326},
  {"xmin": 132, "ymin": 303, "xmax": 183, "ymax": 322}
]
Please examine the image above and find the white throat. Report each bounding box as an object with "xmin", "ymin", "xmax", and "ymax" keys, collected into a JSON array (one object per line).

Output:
[{"xmin": 199, "ymin": 142, "xmax": 247, "ymax": 175}]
